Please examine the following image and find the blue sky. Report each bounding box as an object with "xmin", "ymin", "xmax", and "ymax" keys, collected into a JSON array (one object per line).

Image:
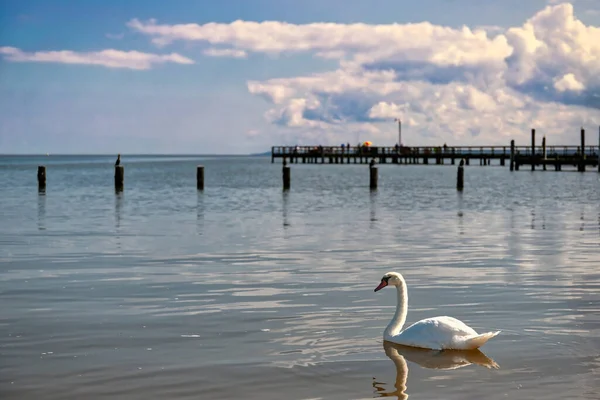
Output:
[{"xmin": 0, "ymin": 0, "xmax": 599, "ymax": 154}]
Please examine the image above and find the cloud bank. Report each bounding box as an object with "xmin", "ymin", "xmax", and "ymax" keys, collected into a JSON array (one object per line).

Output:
[
  {"xmin": 0, "ymin": 47, "xmax": 193, "ymax": 70},
  {"xmin": 202, "ymin": 47, "xmax": 248, "ymax": 58},
  {"xmin": 129, "ymin": 2, "xmax": 599, "ymax": 145}
]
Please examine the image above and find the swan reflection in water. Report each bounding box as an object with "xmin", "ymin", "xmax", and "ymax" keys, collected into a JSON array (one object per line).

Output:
[{"xmin": 373, "ymin": 340, "xmax": 499, "ymax": 399}]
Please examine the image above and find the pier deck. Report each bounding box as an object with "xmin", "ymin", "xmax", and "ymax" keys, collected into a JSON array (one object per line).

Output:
[{"xmin": 272, "ymin": 145, "xmax": 599, "ymax": 168}]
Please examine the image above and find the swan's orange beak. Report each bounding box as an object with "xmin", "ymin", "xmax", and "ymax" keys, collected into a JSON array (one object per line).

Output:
[{"xmin": 374, "ymin": 280, "xmax": 387, "ymax": 292}]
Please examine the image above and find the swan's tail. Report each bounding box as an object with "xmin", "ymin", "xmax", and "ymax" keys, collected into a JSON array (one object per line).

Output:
[{"xmin": 461, "ymin": 331, "xmax": 500, "ymax": 350}]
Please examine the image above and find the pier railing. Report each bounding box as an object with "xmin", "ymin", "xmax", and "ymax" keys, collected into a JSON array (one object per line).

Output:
[{"xmin": 272, "ymin": 145, "xmax": 599, "ymax": 158}]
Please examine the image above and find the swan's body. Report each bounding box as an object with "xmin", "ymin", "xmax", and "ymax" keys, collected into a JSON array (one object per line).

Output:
[
  {"xmin": 374, "ymin": 272, "xmax": 500, "ymax": 350},
  {"xmin": 385, "ymin": 315, "xmax": 499, "ymax": 350}
]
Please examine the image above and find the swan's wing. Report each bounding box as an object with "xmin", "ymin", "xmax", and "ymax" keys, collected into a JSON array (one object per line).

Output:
[
  {"xmin": 391, "ymin": 316, "xmax": 479, "ymax": 349},
  {"xmin": 426, "ymin": 316, "xmax": 479, "ymax": 336}
]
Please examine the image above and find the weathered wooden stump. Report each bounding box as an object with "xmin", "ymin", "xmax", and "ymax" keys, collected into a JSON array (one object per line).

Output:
[
  {"xmin": 457, "ymin": 159, "xmax": 464, "ymax": 191},
  {"xmin": 542, "ymin": 136, "xmax": 547, "ymax": 171},
  {"xmin": 282, "ymin": 165, "xmax": 291, "ymax": 190},
  {"xmin": 510, "ymin": 140, "xmax": 515, "ymax": 171},
  {"xmin": 369, "ymin": 160, "xmax": 378, "ymax": 190},
  {"xmin": 37, "ymin": 166, "xmax": 46, "ymax": 192},
  {"xmin": 578, "ymin": 128, "xmax": 586, "ymax": 172},
  {"xmin": 531, "ymin": 128, "xmax": 536, "ymax": 171},
  {"xmin": 114, "ymin": 166, "xmax": 124, "ymax": 192},
  {"xmin": 196, "ymin": 165, "xmax": 204, "ymax": 190}
]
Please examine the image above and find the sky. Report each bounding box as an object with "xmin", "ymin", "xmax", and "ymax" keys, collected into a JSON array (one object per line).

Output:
[{"xmin": 0, "ymin": 0, "xmax": 599, "ymax": 154}]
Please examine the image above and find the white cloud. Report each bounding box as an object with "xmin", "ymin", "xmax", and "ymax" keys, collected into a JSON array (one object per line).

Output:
[
  {"xmin": 127, "ymin": 17, "xmax": 513, "ymax": 68},
  {"xmin": 202, "ymin": 48, "xmax": 247, "ymax": 58},
  {"xmin": 504, "ymin": 3, "xmax": 600, "ymax": 100},
  {"xmin": 0, "ymin": 47, "xmax": 194, "ymax": 70},
  {"xmin": 368, "ymin": 101, "xmax": 406, "ymax": 119},
  {"xmin": 554, "ymin": 73, "xmax": 585, "ymax": 92},
  {"xmin": 264, "ymin": 97, "xmax": 325, "ymax": 128},
  {"xmin": 126, "ymin": 3, "xmax": 599, "ymax": 145}
]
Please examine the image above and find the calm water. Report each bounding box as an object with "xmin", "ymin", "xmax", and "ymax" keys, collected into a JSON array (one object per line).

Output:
[{"xmin": 1, "ymin": 155, "xmax": 600, "ymax": 399}]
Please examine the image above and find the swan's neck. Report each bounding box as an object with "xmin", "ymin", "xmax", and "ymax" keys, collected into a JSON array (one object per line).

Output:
[{"xmin": 385, "ymin": 279, "xmax": 408, "ymax": 338}]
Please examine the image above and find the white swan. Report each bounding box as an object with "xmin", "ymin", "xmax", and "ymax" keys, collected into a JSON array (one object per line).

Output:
[{"xmin": 374, "ymin": 272, "xmax": 500, "ymax": 350}]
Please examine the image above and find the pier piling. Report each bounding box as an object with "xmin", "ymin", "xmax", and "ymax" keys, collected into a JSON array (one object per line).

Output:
[
  {"xmin": 282, "ymin": 160, "xmax": 291, "ymax": 190},
  {"xmin": 457, "ymin": 159, "xmax": 464, "ymax": 191},
  {"xmin": 510, "ymin": 140, "xmax": 515, "ymax": 171},
  {"xmin": 37, "ymin": 166, "xmax": 46, "ymax": 192},
  {"xmin": 542, "ymin": 136, "xmax": 547, "ymax": 171},
  {"xmin": 196, "ymin": 165, "xmax": 205, "ymax": 190},
  {"xmin": 369, "ymin": 160, "xmax": 378, "ymax": 190},
  {"xmin": 531, "ymin": 129, "xmax": 536, "ymax": 171},
  {"xmin": 579, "ymin": 128, "xmax": 586, "ymax": 172},
  {"xmin": 115, "ymin": 166, "xmax": 124, "ymax": 192}
]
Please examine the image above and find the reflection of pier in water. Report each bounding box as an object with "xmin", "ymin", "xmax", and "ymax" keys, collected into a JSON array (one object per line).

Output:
[
  {"xmin": 115, "ymin": 192, "xmax": 123, "ymax": 250},
  {"xmin": 115, "ymin": 193, "xmax": 123, "ymax": 229},
  {"xmin": 197, "ymin": 191, "xmax": 204, "ymax": 235},
  {"xmin": 369, "ymin": 191, "xmax": 378, "ymax": 229},
  {"xmin": 373, "ymin": 341, "xmax": 499, "ymax": 399},
  {"xmin": 37, "ymin": 192, "xmax": 46, "ymax": 231},
  {"xmin": 457, "ymin": 192, "xmax": 464, "ymax": 236},
  {"xmin": 282, "ymin": 191, "xmax": 290, "ymax": 228}
]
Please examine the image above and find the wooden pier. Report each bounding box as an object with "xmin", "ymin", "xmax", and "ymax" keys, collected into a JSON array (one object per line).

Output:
[
  {"xmin": 271, "ymin": 128, "xmax": 600, "ymax": 172},
  {"xmin": 29, "ymin": 128, "xmax": 600, "ymax": 196}
]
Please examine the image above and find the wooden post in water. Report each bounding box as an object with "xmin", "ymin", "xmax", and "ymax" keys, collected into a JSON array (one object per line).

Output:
[
  {"xmin": 457, "ymin": 159, "xmax": 464, "ymax": 191},
  {"xmin": 510, "ymin": 140, "xmax": 515, "ymax": 171},
  {"xmin": 369, "ymin": 159, "xmax": 378, "ymax": 190},
  {"xmin": 196, "ymin": 165, "xmax": 204, "ymax": 190},
  {"xmin": 542, "ymin": 136, "xmax": 547, "ymax": 171},
  {"xmin": 531, "ymin": 128, "xmax": 536, "ymax": 171},
  {"xmin": 282, "ymin": 159, "xmax": 290, "ymax": 190},
  {"xmin": 579, "ymin": 128, "xmax": 586, "ymax": 172},
  {"xmin": 115, "ymin": 165, "xmax": 124, "ymax": 192},
  {"xmin": 37, "ymin": 166, "xmax": 46, "ymax": 192}
]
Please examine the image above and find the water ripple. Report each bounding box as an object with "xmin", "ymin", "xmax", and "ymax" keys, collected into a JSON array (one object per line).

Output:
[{"xmin": 1, "ymin": 157, "xmax": 599, "ymax": 399}]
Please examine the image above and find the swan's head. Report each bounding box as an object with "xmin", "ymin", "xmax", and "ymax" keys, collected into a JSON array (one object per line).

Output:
[{"xmin": 374, "ymin": 272, "xmax": 403, "ymax": 292}]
